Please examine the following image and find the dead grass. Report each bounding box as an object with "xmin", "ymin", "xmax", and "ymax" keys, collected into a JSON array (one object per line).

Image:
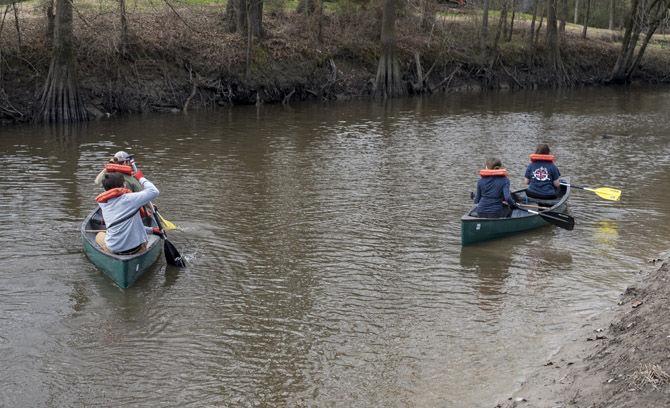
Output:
[{"xmin": 630, "ymin": 363, "xmax": 670, "ymax": 390}]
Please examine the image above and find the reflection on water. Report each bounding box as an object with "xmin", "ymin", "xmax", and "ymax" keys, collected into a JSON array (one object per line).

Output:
[{"xmin": 1, "ymin": 87, "xmax": 670, "ymax": 406}]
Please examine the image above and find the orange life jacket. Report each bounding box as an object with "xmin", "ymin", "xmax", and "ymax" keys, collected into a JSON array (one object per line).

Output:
[
  {"xmin": 529, "ymin": 154, "xmax": 555, "ymax": 162},
  {"xmin": 95, "ymin": 187, "xmax": 131, "ymax": 203},
  {"xmin": 105, "ymin": 163, "xmax": 133, "ymax": 175},
  {"xmin": 479, "ymin": 168, "xmax": 508, "ymax": 177}
]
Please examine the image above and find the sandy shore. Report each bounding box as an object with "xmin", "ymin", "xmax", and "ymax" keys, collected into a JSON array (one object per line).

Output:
[{"xmin": 496, "ymin": 261, "xmax": 670, "ymax": 408}]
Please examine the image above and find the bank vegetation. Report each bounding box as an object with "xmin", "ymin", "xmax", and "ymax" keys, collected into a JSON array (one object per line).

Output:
[{"xmin": 2, "ymin": 0, "xmax": 670, "ymax": 124}]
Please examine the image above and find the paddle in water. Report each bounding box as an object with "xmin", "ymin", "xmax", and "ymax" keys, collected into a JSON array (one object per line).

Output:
[
  {"xmin": 153, "ymin": 206, "xmax": 186, "ymax": 267},
  {"xmin": 517, "ymin": 206, "xmax": 575, "ymax": 231},
  {"xmin": 560, "ymin": 182, "xmax": 621, "ymax": 202}
]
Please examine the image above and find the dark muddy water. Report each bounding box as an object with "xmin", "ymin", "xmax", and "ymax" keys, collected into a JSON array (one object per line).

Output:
[{"xmin": 1, "ymin": 88, "xmax": 670, "ymax": 407}]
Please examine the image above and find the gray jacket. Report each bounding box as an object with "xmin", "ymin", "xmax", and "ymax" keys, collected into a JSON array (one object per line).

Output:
[{"xmin": 98, "ymin": 177, "xmax": 159, "ymax": 253}]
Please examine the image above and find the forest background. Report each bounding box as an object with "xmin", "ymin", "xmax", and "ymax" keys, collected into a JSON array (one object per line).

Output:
[{"xmin": 1, "ymin": 0, "xmax": 670, "ymax": 124}]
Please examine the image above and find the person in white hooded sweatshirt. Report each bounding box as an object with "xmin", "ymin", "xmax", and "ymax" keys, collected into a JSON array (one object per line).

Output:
[{"xmin": 95, "ymin": 167, "xmax": 160, "ymax": 254}]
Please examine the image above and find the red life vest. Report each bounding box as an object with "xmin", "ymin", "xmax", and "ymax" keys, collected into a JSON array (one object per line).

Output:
[
  {"xmin": 479, "ymin": 168, "xmax": 508, "ymax": 177},
  {"xmin": 105, "ymin": 163, "xmax": 133, "ymax": 175},
  {"xmin": 95, "ymin": 187, "xmax": 131, "ymax": 203},
  {"xmin": 529, "ymin": 154, "xmax": 555, "ymax": 162}
]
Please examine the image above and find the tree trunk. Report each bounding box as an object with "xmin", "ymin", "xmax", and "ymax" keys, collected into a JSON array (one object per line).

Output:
[
  {"xmin": 507, "ymin": 0, "xmax": 516, "ymax": 42},
  {"xmin": 45, "ymin": 0, "xmax": 55, "ymax": 47},
  {"xmin": 374, "ymin": 0, "xmax": 404, "ymax": 98},
  {"xmin": 419, "ymin": 0, "xmax": 436, "ymax": 30},
  {"xmin": 581, "ymin": 0, "xmax": 591, "ymax": 39},
  {"xmin": 119, "ymin": 0, "xmax": 129, "ymax": 54},
  {"xmin": 529, "ymin": 0, "xmax": 539, "ymax": 50},
  {"xmin": 297, "ymin": 0, "xmax": 318, "ymax": 14},
  {"xmin": 559, "ymin": 0, "xmax": 567, "ymax": 32},
  {"xmin": 611, "ymin": 0, "xmax": 642, "ymax": 82},
  {"xmin": 227, "ymin": 0, "xmax": 263, "ymax": 37},
  {"xmin": 624, "ymin": 0, "xmax": 668, "ymax": 80},
  {"xmin": 481, "ymin": 0, "xmax": 491, "ymax": 52},
  {"xmin": 546, "ymin": 0, "xmax": 561, "ymax": 71},
  {"xmin": 11, "ymin": 2, "xmax": 21, "ymax": 49},
  {"xmin": 573, "ymin": 0, "xmax": 579, "ymax": 24},
  {"xmin": 535, "ymin": 3, "xmax": 545, "ymax": 41},
  {"xmin": 493, "ymin": 0, "xmax": 509, "ymax": 53},
  {"xmin": 608, "ymin": 0, "xmax": 615, "ymax": 30},
  {"xmin": 37, "ymin": 0, "xmax": 88, "ymax": 123}
]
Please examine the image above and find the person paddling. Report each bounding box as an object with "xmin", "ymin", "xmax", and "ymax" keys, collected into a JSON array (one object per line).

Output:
[
  {"xmin": 95, "ymin": 150, "xmax": 153, "ymax": 223},
  {"xmin": 474, "ymin": 158, "xmax": 517, "ymax": 218},
  {"xmin": 95, "ymin": 167, "xmax": 160, "ymax": 255},
  {"xmin": 524, "ymin": 143, "xmax": 561, "ymax": 200}
]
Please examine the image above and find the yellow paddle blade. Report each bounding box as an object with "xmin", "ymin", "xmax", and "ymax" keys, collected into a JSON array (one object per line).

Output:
[
  {"xmin": 158, "ymin": 213, "xmax": 178, "ymax": 230},
  {"xmin": 586, "ymin": 187, "xmax": 622, "ymax": 201}
]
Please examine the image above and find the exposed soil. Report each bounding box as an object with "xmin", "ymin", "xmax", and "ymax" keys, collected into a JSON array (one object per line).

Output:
[
  {"xmin": 2, "ymin": 6, "xmax": 670, "ymax": 125},
  {"xmin": 496, "ymin": 261, "xmax": 670, "ymax": 408}
]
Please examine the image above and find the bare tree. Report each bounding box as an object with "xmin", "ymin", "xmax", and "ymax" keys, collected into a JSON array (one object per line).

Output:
[
  {"xmin": 608, "ymin": 0, "xmax": 615, "ymax": 30},
  {"xmin": 611, "ymin": 0, "xmax": 670, "ymax": 82},
  {"xmin": 119, "ymin": 0, "xmax": 129, "ymax": 54},
  {"xmin": 529, "ymin": 0, "xmax": 539, "ymax": 50},
  {"xmin": 574, "ymin": 0, "xmax": 579, "ymax": 23},
  {"xmin": 507, "ymin": 0, "xmax": 517, "ymax": 42},
  {"xmin": 37, "ymin": 0, "xmax": 88, "ymax": 123},
  {"xmin": 45, "ymin": 0, "xmax": 55, "ymax": 47},
  {"xmin": 559, "ymin": 0, "xmax": 567, "ymax": 32},
  {"xmin": 225, "ymin": 0, "xmax": 263, "ymax": 37},
  {"xmin": 11, "ymin": 2, "xmax": 20, "ymax": 49},
  {"xmin": 481, "ymin": 0, "xmax": 491, "ymax": 53},
  {"xmin": 374, "ymin": 0, "xmax": 404, "ymax": 98},
  {"xmin": 297, "ymin": 0, "xmax": 318, "ymax": 14},
  {"xmin": 581, "ymin": 0, "xmax": 591, "ymax": 39},
  {"xmin": 546, "ymin": 0, "xmax": 561, "ymax": 72},
  {"xmin": 493, "ymin": 0, "xmax": 509, "ymax": 53}
]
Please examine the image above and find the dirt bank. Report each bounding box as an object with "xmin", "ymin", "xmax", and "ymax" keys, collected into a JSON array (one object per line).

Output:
[
  {"xmin": 496, "ymin": 261, "xmax": 670, "ymax": 408},
  {"xmin": 2, "ymin": 6, "xmax": 670, "ymax": 125}
]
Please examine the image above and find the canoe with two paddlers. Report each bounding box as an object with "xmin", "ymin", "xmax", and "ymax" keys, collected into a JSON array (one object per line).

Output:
[{"xmin": 461, "ymin": 178, "xmax": 572, "ymax": 246}]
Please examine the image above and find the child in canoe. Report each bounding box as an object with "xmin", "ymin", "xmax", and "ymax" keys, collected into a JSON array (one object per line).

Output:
[
  {"xmin": 524, "ymin": 143, "xmax": 561, "ymax": 199},
  {"xmin": 474, "ymin": 158, "xmax": 517, "ymax": 218}
]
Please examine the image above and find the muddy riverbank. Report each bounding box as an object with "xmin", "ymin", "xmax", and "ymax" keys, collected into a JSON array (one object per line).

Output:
[
  {"xmin": 497, "ymin": 261, "xmax": 670, "ymax": 408},
  {"xmin": 3, "ymin": 6, "xmax": 670, "ymax": 125}
]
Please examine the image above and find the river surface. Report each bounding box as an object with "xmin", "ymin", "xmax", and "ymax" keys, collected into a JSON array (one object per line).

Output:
[{"xmin": 1, "ymin": 87, "xmax": 670, "ymax": 407}]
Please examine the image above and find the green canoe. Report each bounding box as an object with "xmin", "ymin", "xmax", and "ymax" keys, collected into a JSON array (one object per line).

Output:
[
  {"xmin": 81, "ymin": 208, "xmax": 163, "ymax": 288},
  {"xmin": 461, "ymin": 178, "xmax": 571, "ymax": 246}
]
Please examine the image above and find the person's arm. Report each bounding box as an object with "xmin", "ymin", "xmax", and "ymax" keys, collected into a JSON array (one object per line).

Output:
[
  {"xmin": 474, "ymin": 181, "xmax": 481, "ymax": 204},
  {"xmin": 124, "ymin": 177, "xmax": 159, "ymax": 209},
  {"xmin": 503, "ymin": 179, "xmax": 516, "ymax": 207},
  {"xmin": 524, "ymin": 165, "xmax": 531, "ymax": 185},
  {"xmin": 552, "ymin": 166, "xmax": 562, "ymax": 188},
  {"xmin": 94, "ymin": 169, "xmax": 106, "ymax": 186}
]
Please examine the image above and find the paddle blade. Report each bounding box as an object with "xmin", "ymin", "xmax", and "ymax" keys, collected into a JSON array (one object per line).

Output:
[
  {"xmin": 158, "ymin": 213, "xmax": 178, "ymax": 231},
  {"xmin": 164, "ymin": 238, "xmax": 186, "ymax": 267},
  {"xmin": 539, "ymin": 211, "xmax": 575, "ymax": 231},
  {"xmin": 591, "ymin": 187, "xmax": 621, "ymax": 201}
]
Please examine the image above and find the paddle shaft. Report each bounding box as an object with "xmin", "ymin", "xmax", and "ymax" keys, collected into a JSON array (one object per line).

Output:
[{"xmin": 517, "ymin": 207, "xmax": 575, "ymax": 230}]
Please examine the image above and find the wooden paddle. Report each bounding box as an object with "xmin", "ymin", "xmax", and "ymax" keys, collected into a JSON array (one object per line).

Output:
[
  {"xmin": 516, "ymin": 206, "xmax": 575, "ymax": 230},
  {"xmin": 560, "ymin": 182, "xmax": 621, "ymax": 201},
  {"xmin": 153, "ymin": 206, "xmax": 186, "ymax": 267}
]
